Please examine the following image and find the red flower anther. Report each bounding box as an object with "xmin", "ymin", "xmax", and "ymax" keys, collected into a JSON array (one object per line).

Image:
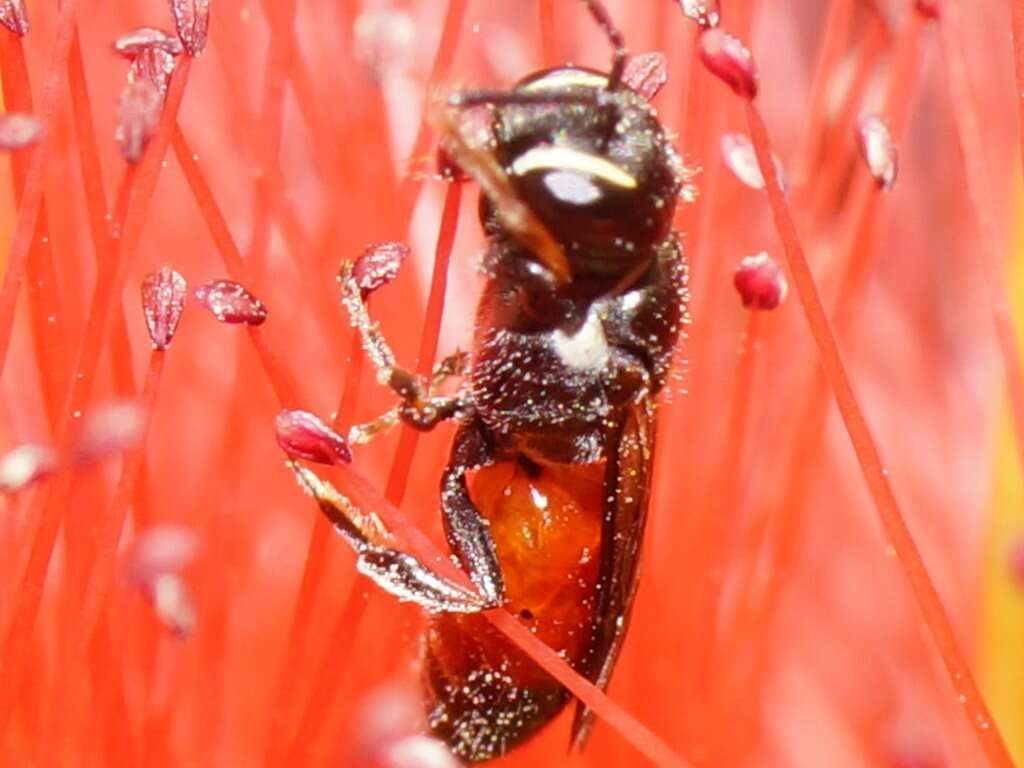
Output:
[
  {"xmin": 720, "ymin": 133, "xmax": 786, "ymax": 192},
  {"xmin": 125, "ymin": 525, "xmax": 201, "ymax": 639},
  {"xmin": 0, "ymin": 443, "xmax": 57, "ymax": 494},
  {"xmin": 856, "ymin": 113, "xmax": 898, "ymax": 191},
  {"xmin": 113, "ymin": 27, "xmax": 185, "ymax": 57},
  {"xmin": 679, "ymin": 0, "xmax": 720, "ymax": 29},
  {"xmin": 351, "ymin": 242, "xmax": 410, "ymax": 297},
  {"xmin": 623, "ymin": 52, "xmax": 669, "ymax": 102},
  {"xmin": 129, "ymin": 47, "xmax": 179, "ymax": 96},
  {"xmin": 0, "ymin": 0, "xmax": 28, "ymax": 37},
  {"xmin": 1009, "ymin": 536, "xmax": 1024, "ymax": 590},
  {"xmin": 275, "ymin": 409, "xmax": 352, "ymax": 466},
  {"xmin": 915, "ymin": 0, "xmax": 941, "ymax": 19},
  {"xmin": 114, "ymin": 27, "xmax": 182, "ymax": 96},
  {"xmin": 125, "ymin": 524, "xmax": 200, "ymax": 585},
  {"xmin": 699, "ymin": 28, "xmax": 758, "ymax": 100},
  {"xmin": 734, "ymin": 252, "xmax": 788, "ymax": 311},
  {"xmin": 353, "ymin": 8, "xmax": 416, "ymax": 79},
  {"xmin": 168, "ymin": 0, "xmax": 210, "ymax": 57},
  {"xmin": 73, "ymin": 401, "xmax": 146, "ymax": 464},
  {"xmin": 149, "ymin": 574, "xmax": 198, "ymax": 638},
  {"xmin": 193, "ymin": 279, "xmax": 269, "ymax": 325},
  {"xmin": 141, "ymin": 266, "xmax": 188, "ymax": 350},
  {"xmin": 0, "ymin": 113, "xmax": 43, "ymax": 151},
  {"xmin": 115, "ymin": 79, "xmax": 163, "ymax": 163}
]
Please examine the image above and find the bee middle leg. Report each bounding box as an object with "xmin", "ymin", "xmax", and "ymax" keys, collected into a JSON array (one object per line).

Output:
[
  {"xmin": 439, "ymin": 420, "xmax": 506, "ymax": 606},
  {"xmin": 348, "ymin": 352, "xmax": 468, "ymax": 446},
  {"xmin": 339, "ymin": 261, "xmax": 468, "ymax": 435}
]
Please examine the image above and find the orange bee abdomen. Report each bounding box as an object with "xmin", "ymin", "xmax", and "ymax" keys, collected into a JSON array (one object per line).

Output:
[{"xmin": 424, "ymin": 460, "xmax": 605, "ymax": 762}]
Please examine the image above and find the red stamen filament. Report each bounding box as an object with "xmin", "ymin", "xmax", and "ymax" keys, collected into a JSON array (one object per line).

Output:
[
  {"xmin": 540, "ymin": 0, "xmax": 557, "ymax": 67},
  {"xmin": 744, "ymin": 101, "xmax": 1014, "ymax": 768},
  {"xmin": 282, "ymin": 181, "xmax": 465, "ymax": 761},
  {"xmin": 0, "ymin": 0, "xmax": 81, "ymax": 380},
  {"xmin": 1009, "ymin": 0, "xmax": 1024, "ymax": 181},
  {"xmin": 0, "ymin": 57, "xmax": 191, "ymax": 741},
  {"xmin": 937, "ymin": 0, "xmax": 1024, "ymax": 521},
  {"xmin": 384, "ymin": 182, "xmax": 462, "ymax": 503},
  {"xmin": 46, "ymin": 350, "xmax": 165, "ymax": 752}
]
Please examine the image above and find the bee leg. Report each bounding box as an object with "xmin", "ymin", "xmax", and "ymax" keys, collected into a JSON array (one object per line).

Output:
[
  {"xmin": 288, "ymin": 461, "xmax": 489, "ymax": 614},
  {"xmin": 348, "ymin": 351, "xmax": 468, "ymax": 446},
  {"xmin": 439, "ymin": 421, "xmax": 506, "ymax": 607},
  {"xmin": 339, "ymin": 262, "xmax": 471, "ymax": 426}
]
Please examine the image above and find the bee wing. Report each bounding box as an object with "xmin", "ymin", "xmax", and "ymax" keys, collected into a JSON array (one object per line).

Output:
[{"xmin": 571, "ymin": 396, "xmax": 656, "ymax": 749}]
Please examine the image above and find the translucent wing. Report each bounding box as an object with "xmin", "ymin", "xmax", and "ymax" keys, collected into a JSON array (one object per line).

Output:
[{"xmin": 571, "ymin": 396, "xmax": 656, "ymax": 748}]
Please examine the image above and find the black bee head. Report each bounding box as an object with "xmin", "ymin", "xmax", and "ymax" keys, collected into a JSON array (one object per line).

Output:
[{"xmin": 484, "ymin": 67, "xmax": 683, "ymax": 281}]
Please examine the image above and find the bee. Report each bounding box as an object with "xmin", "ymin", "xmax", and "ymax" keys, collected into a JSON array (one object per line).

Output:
[{"xmin": 288, "ymin": 0, "xmax": 688, "ymax": 761}]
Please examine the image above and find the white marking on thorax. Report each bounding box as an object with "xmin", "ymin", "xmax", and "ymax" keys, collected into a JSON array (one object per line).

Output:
[
  {"xmin": 620, "ymin": 290, "xmax": 643, "ymax": 312},
  {"xmin": 552, "ymin": 309, "xmax": 610, "ymax": 370}
]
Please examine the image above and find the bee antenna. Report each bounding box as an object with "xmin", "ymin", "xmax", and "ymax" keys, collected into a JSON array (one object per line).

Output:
[
  {"xmin": 447, "ymin": 89, "xmax": 598, "ymax": 110},
  {"xmin": 580, "ymin": 0, "xmax": 627, "ymax": 90}
]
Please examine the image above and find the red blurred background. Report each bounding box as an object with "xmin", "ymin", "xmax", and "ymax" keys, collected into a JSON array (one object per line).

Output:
[{"xmin": 0, "ymin": 0, "xmax": 1022, "ymax": 766}]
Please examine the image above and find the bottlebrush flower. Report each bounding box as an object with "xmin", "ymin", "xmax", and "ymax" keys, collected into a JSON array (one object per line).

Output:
[{"xmin": 0, "ymin": 1, "xmax": 1021, "ymax": 767}]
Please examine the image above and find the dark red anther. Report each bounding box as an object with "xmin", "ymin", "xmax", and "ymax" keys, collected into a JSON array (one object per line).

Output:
[
  {"xmin": 125, "ymin": 525, "xmax": 200, "ymax": 638},
  {"xmin": 0, "ymin": 443, "xmax": 57, "ymax": 494},
  {"xmin": 126, "ymin": 524, "xmax": 200, "ymax": 584},
  {"xmin": 915, "ymin": 0, "xmax": 940, "ymax": 19},
  {"xmin": 856, "ymin": 113, "xmax": 898, "ymax": 191},
  {"xmin": 720, "ymin": 133, "xmax": 786, "ymax": 191},
  {"xmin": 275, "ymin": 409, "xmax": 352, "ymax": 465},
  {"xmin": 351, "ymin": 242, "xmax": 409, "ymax": 297},
  {"xmin": 354, "ymin": 8, "xmax": 416, "ymax": 79},
  {"xmin": 115, "ymin": 79, "xmax": 163, "ymax": 164},
  {"xmin": 149, "ymin": 574, "xmax": 197, "ymax": 638},
  {"xmin": 734, "ymin": 252, "xmax": 788, "ymax": 311},
  {"xmin": 193, "ymin": 279, "xmax": 268, "ymax": 325},
  {"xmin": 436, "ymin": 144, "xmax": 469, "ymax": 183},
  {"xmin": 113, "ymin": 27, "xmax": 185, "ymax": 57},
  {"xmin": 679, "ymin": 0, "xmax": 720, "ymax": 29},
  {"xmin": 129, "ymin": 47, "xmax": 178, "ymax": 96},
  {"xmin": 141, "ymin": 266, "xmax": 187, "ymax": 350},
  {"xmin": 699, "ymin": 28, "xmax": 758, "ymax": 100},
  {"xmin": 0, "ymin": 113, "xmax": 43, "ymax": 151},
  {"xmin": 0, "ymin": 0, "xmax": 28, "ymax": 37},
  {"xmin": 1010, "ymin": 537, "xmax": 1024, "ymax": 589},
  {"xmin": 169, "ymin": 0, "xmax": 210, "ymax": 57},
  {"xmin": 623, "ymin": 52, "xmax": 669, "ymax": 102},
  {"xmin": 884, "ymin": 720, "xmax": 947, "ymax": 768},
  {"xmin": 74, "ymin": 401, "xmax": 146, "ymax": 464}
]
